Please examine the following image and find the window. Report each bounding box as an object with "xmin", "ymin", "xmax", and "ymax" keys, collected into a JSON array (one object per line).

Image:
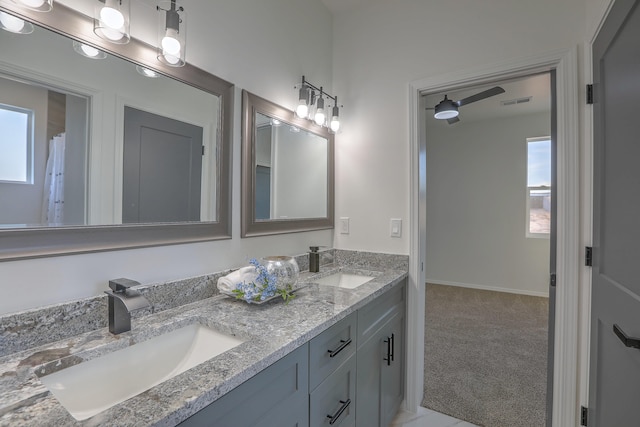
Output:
[
  {"xmin": 0, "ymin": 104, "xmax": 33, "ymax": 184},
  {"xmin": 527, "ymin": 137, "xmax": 551, "ymax": 237}
]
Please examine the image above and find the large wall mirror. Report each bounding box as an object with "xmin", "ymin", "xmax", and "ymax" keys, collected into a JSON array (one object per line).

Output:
[
  {"xmin": 0, "ymin": 2, "xmax": 233, "ymax": 260},
  {"xmin": 241, "ymin": 90, "xmax": 334, "ymax": 237}
]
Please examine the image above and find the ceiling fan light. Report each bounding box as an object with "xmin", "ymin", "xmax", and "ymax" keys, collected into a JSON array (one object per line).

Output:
[{"xmin": 434, "ymin": 109, "xmax": 459, "ymax": 120}]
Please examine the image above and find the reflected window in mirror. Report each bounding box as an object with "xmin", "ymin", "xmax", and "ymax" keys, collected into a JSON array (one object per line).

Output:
[{"xmin": 242, "ymin": 90, "xmax": 334, "ymax": 237}]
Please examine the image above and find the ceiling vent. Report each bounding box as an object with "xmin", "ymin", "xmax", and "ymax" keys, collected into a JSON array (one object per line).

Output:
[{"xmin": 501, "ymin": 96, "xmax": 532, "ymax": 106}]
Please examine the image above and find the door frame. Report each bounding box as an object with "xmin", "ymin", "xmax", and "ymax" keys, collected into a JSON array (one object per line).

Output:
[{"xmin": 407, "ymin": 48, "xmax": 581, "ymax": 426}]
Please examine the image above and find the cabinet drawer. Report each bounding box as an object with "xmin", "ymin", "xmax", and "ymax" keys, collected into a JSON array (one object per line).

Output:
[
  {"xmin": 309, "ymin": 311, "xmax": 357, "ymax": 390},
  {"xmin": 357, "ymin": 280, "xmax": 405, "ymax": 346},
  {"xmin": 179, "ymin": 344, "xmax": 309, "ymax": 427},
  {"xmin": 309, "ymin": 354, "xmax": 356, "ymax": 427}
]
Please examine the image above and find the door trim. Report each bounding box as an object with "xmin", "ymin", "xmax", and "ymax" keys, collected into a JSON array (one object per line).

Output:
[{"xmin": 408, "ymin": 47, "xmax": 580, "ymax": 426}]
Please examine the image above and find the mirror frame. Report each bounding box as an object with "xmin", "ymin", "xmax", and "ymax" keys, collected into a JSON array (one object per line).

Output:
[
  {"xmin": 241, "ymin": 90, "xmax": 334, "ymax": 237},
  {"xmin": 0, "ymin": 2, "xmax": 233, "ymax": 261}
]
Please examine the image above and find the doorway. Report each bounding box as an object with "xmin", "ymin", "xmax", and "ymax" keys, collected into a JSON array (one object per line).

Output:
[{"xmin": 422, "ymin": 73, "xmax": 554, "ymax": 426}]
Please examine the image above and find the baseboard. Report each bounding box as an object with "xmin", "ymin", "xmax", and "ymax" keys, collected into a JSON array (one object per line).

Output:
[{"xmin": 426, "ymin": 279, "xmax": 549, "ymax": 298}]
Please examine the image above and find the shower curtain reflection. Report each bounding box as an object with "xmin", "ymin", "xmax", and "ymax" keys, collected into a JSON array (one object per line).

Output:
[{"xmin": 41, "ymin": 133, "xmax": 65, "ymax": 225}]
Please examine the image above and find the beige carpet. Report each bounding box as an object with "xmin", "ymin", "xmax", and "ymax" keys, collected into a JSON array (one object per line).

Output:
[{"xmin": 422, "ymin": 283, "xmax": 548, "ymax": 427}]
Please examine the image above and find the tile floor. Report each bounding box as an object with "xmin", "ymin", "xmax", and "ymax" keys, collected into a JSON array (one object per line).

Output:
[{"xmin": 391, "ymin": 407, "xmax": 479, "ymax": 427}]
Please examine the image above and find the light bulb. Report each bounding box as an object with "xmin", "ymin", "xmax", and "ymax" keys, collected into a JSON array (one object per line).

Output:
[
  {"xmin": 433, "ymin": 110, "xmax": 458, "ymax": 120},
  {"xmin": 81, "ymin": 44, "xmax": 100, "ymax": 57},
  {"xmin": 330, "ymin": 117, "xmax": 340, "ymax": 132},
  {"xmin": 0, "ymin": 12, "xmax": 25, "ymax": 33},
  {"xmin": 314, "ymin": 109, "xmax": 325, "ymax": 126},
  {"xmin": 162, "ymin": 49, "xmax": 180, "ymax": 65},
  {"xmin": 100, "ymin": 6, "xmax": 124, "ymax": 29},
  {"xmin": 296, "ymin": 102, "xmax": 308, "ymax": 118},
  {"xmin": 162, "ymin": 28, "xmax": 181, "ymax": 55},
  {"xmin": 19, "ymin": 0, "xmax": 46, "ymax": 8}
]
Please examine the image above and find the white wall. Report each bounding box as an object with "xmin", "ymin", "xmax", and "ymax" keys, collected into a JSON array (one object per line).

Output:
[
  {"xmin": 425, "ymin": 112, "xmax": 551, "ymax": 296},
  {"xmin": 0, "ymin": 0, "xmax": 333, "ymax": 315},
  {"xmin": 331, "ymin": 0, "xmax": 587, "ymax": 255}
]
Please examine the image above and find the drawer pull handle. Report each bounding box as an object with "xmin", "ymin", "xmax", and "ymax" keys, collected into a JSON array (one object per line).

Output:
[
  {"xmin": 613, "ymin": 324, "xmax": 640, "ymax": 350},
  {"xmin": 327, "ymin": 399, "xmax": 351, "ymax": 425},
  {"xmin": 328, "ymin": 338, "xmax": 352, "ymax": 358}
]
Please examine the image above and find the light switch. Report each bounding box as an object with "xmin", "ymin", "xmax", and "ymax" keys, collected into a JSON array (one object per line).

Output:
[
  {"xmin": 340, "ymin": 217, "xmax": 350, "ymax": 234},
  {"xmin": 390, "ymin": 218, "xmax": 402, "ymax": 237}
]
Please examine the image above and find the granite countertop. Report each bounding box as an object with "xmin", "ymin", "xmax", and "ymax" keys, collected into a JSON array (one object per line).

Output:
[{"xmin": 0, "ymin": 265, "xmax": 407, "ymax": 426}]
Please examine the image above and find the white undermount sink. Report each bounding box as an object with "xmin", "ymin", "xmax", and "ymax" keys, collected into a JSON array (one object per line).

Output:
[
  {"xmin": 39, "ymin": 323, "xmax": 244, "ymax": 421},
  {"xmin": 314, "ymin": 272, "xmax": 375, "ymax": 289}
]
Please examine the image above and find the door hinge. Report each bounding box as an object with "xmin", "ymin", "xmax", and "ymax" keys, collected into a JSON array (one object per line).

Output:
[
  {"xmin": 586, "ymin": 84, "xmax": 594, "ymax": 104},
  {"xmin": 202, "ymin": 145, "xmax": 205, "ymax": 156},
  {"xmin": 581, "ymin": 405, "xmax": 588, "ymax": 426},
  {"xmin": 549, "ymin": 273, "xmax": 556, "ymax": 287},
  {"xmin": 585, "ymin": 246, "xmax": 593, "ymax": 267}
]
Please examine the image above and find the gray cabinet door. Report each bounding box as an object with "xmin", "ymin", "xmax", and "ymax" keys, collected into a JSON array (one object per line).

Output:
[
  {"xmin": 589, "ymin": 0, "xmax": 640, "ymax": 425},
  {"xmin": 123, "ymin": 106, "xmax": 203, "ymax": 223},
  {"xmin": 310, "ymin": 354, "xmax": 356, "ymax": 427},
  {"xmin": 179, "ymin": 344, "xmax": 309, "ymax": 427},
  {"xmin": 380, "ymin": 312, "xmax": 404, "ymax": 427}
]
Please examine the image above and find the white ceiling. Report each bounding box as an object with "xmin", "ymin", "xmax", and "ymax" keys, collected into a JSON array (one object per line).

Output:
[{"xmin": 424, "ymin": 73, "xmax": 551, "ymax": 125}]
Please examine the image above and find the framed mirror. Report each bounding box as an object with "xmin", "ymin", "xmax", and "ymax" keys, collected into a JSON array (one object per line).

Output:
[
  {"xmin": 0, "ymin": 2, "xmax": 233, "ymax": 260},
  {"xmin": 241, "ymin": 90, "xmax": 334, "ymax": 237}
]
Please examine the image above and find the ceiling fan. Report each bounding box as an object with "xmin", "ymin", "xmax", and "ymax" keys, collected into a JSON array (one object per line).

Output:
[{"xmin": 427, "ymin": 86, "xmax": 505, "ymax": 124}]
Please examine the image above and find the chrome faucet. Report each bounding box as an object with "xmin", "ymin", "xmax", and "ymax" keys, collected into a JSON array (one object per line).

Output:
[{"xmin": 105, "ymin": 278, "xmax": 152, "ymax": 335}]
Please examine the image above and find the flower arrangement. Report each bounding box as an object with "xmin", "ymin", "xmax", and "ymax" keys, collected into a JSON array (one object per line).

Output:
[{"xmin": 232, "ymin": 258, "xmax": 296, "ymax": 304}]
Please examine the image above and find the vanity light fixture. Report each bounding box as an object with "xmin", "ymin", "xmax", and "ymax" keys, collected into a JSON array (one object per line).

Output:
[
  {"xmin": 136, "ymin": 65, "xmax": 159, "ymax": 78},
  {"xmin": 11, "ymin": 0, "xmax": 53, "ymax": 12},
  {"xmin": 72, "ymin": 40, "xmax": 107, "ymax": 59},
  {"xmin": 295, "ymin": 76, "xmax": 342, "ymax": 133},
  {"xmin": 94, "ymin": 0, "xmax": 130, "ymax": 44},
  {"xmin": 157, "ymin": 0, "xmax": 186, "ymax": 67},
  {"xmin": 0, "ymin": 11, "xmax": 34, "ymax": 33}
]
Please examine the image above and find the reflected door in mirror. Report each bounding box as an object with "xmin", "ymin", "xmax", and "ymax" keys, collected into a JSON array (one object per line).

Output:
[{"xmin": 123, "ymin": 106, "xmax": 203, "ymax": 223}]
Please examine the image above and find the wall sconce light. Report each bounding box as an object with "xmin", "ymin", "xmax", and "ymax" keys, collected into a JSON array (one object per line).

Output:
[
  {"xmin": 136, "ymin": 65, "xmax": 159, "ymax": 78},
  {"xmin": 72, "ymin": 40, "xmax": 107, "ymax": 59},
  {"xmin": 0, "ymin": 11, "xmax": 34, "ymax": 33},
  {"xmin": 295, "ymin": 76, "xmax": 342, "ymax": 133},
  {"xmin": 11, "ymin": 0, "xmax": 53, "ymax": 12},
  {"xmin": 157, "ymin": 0, "xmax": 186, "ymax": 67},
  {"xmin": 94, "ymin": 0, "xmax": 130, "ymax": 44}
]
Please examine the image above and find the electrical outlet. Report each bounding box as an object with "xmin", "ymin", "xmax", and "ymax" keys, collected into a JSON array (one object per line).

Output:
[
  {"xmin": 390, "ymin": 218, "xmax": 402, "ymax": 237},
  {"xmin": 340, "ymin": 217, "xmax": 350, "ymax": 234}
]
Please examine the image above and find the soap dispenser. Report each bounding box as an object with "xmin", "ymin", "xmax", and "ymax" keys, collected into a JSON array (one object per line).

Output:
[{"xmin": 309, "ymin": 246, "xmax": 320, "ymax": 273}]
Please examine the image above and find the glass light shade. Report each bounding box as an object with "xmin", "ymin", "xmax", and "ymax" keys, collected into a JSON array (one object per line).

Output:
[
  {"xmin": 12, "ymin": 0, "xmax": 52, "ymax": 12},
  {"xmin": 295, "ymin": 102, "xmax": 309, "ymax": 119},
  {"xmin": 314, "ymin": 96, "xmax": 325, "ymax": 126},
  {"xmin": 94, "ymin": 0, "xmax": 130, "ymax": 44},
  {"xmin": 157, "ymin": 0, "xmax": 186, "ymax": 67},
  {"xmin": 72, "ymin": 40, "xmax": 107, "ymax": 59},
  {"xmin": 330, "ymin": 116, "xmax": 340, "ymax": 132},
  {"xmin": 433, "ymin": 109, "xmax": 459, "ymax": 119},
  {"xmin": 0, "ymin": 11, "xmax": 34, "ymax": 34},
  {"xmin": 330, "ymin": 105, "xmax": 340, "ymax": 132}
]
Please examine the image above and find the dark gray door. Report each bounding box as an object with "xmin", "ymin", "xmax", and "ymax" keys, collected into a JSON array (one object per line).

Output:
[
  {"xmin": 123, "ymin": 106, "xmax": 203, "ymax": 223},
  {"xmin": 255, "ymin": 165, "xmax": 271, "ymax": 220},
  {"xmin": 589, "ymin": 1, "xmax": 640, "ymax": 425}
]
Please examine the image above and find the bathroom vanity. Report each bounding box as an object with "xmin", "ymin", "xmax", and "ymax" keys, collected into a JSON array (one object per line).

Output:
[{"xmin": 0, "ymin": 251, "xmax": 408, "ymax": 426}]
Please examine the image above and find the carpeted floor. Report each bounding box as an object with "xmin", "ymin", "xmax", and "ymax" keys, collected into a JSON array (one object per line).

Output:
[{"xmin": 422, "ymin": 283, "xmax": 549, "ymax": 427}]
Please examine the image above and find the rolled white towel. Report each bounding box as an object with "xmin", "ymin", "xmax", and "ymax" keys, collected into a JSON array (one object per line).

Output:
[{"xmin": 217, "ymin": 266, "xmax": 257, "ymax": 293}]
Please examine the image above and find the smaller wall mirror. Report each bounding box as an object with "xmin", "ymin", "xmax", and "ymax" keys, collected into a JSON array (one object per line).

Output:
[{"xmin": 242, "ymin": 90, "xmax": 334, "ymax": 237}]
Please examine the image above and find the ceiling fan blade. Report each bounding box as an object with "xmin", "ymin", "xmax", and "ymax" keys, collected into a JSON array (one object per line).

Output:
[
  {"xmin": 447, "ymin": 117, "xmax": 460, "ymax": 125},
  {"xmin": 456, "ymin": 86, "xmax": 505, "ymax": 107}
]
